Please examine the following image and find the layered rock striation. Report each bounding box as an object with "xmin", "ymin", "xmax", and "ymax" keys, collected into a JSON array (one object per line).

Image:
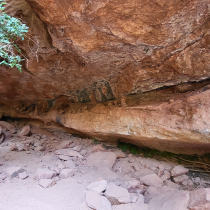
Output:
[{"xmin": 1, "ymin": 0, "xmax": 210, "ymax": 154}]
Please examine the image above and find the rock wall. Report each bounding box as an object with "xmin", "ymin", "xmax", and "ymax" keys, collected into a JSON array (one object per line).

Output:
[{"xmin": 1, "ymin": 0, "xmax": 210, "ymax": 154}]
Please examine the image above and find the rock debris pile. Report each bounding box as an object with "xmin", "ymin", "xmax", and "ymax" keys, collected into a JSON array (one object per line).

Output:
[{"xmin": 0, "ymin": 120, "xmax": 209, "ymax": 210}]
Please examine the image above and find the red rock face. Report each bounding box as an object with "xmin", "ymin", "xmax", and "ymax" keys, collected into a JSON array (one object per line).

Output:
[{"xmin": 1, "ymin": 0, "xmax": 210, "ymax": 154}]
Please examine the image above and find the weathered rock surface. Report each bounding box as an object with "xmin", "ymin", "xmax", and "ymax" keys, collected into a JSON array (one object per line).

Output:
[
  {"xmin": 105, "ymin": 184, "xmax": 130, "ymax": 205},
  {"xmin": 148, "ymin": 190, "xmax": 190, "ymax": 210},
  {"xmin": 140, "ymin": 174, "xmax": 163, "ymax": 187},
  {"xmin": 189, "ymin": 188, "xmax": 210, "ymax": 210},
  {"xmin": 17, "ymin": 125, "xmax": 30, "ymax": 137},
  {"xmin": 18, "ymin": 171, "xmax": 29, "ymax": 180},
  {"xmin": 95, "ymin": 167, "xmax": 119, "ymax": 181},
  {"xmin": 144, "ymin": 186, "xmax": 176, "ymax": 204},
  {"xmin": 59, "ymin": 169, "xmax": 74, "ymax": 179},
  {"xmin": 2, "ymin": 0, "xmax": 210, "ymax": 104},
  {"xmin": 171, "ymin": 165, "xmax": 189, "ymax": 177},
  {"xmin": 39, "ymin": 179, "xmax": 56, "ymax": 188},
  {"xmin": 34, "ymin": 168, "xmax": 56, "ymax": 180},
  {"xmin": 87, "ymin": 152, "xmax": 117, "ymax": 168},
  {"xmin": 87, "ymin": 180, "xmax": 107, "ymax": 193},
  {"xmin": 1, "ymin": 0, "xmax": 210, "ymax": 154},
  {"xmin": 0, "ymin": 121, "xmax": 15, "ymax": 131},
  {"xmin": 86, "ymin": 191, "xmax": 112, "ymax": 210}
]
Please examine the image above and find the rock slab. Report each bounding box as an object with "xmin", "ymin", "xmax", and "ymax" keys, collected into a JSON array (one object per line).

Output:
[
  {"xmin": 86, "ymin": 191, "xmax": 112, "ymax": 210},
  {"xmin": 34, "ymin": 168, "xmax": 56, "ymax": 180},
  {"xmin": 87, "ymin": 152, "xmax": 117, "ymax": 169},
  {"xmin": 105, "ymin": 184, "xmax": 130, "ymax": 205}
]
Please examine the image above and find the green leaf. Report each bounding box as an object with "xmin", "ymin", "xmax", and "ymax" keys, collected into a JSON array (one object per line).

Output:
[{"xmin": 0, "ymin": 0, "xmax": 28, "ymax": 72}]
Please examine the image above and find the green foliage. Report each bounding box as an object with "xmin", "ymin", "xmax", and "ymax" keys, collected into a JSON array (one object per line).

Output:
[
  {"xmin": 92, "ymin": 138, "xmax": 99, "ymax": 144},
  {"xmin": 117, "ymin": 141, "xmax": 209, "ymax": 162},
  {"xmin": 0, "ymin": 0, "xmax": 28, "ymax": 72},
  {"xmin": 118, "ymin": 142, "xmax": 139, "ymax": 154}
]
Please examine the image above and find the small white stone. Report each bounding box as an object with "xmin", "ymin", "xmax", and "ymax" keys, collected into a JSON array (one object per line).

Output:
[
  {"xmin": 187, "ymin": 179, "xmax": 194, "ymax": 186},
  {"xmin": 39, "ymin": 179, "xmax": 56, "ymax": 188},
  {"xmin": 56, "ymin": 160, "xmax": 66, "ymax": 169},
  {"xmin": 18, "ymin": 125, "xmax": 30, "ymax": 137},
  {"xmin": 193, "ymin": 177, "xmax": 201, "ymax": 184},
  {"xmin": 80, "ymin": 150, "xmax": 87, "ymax": 155},
  {"xmin": 171, "ymin": 165, "xmax": 189, "ymax": 177},
  {"xmin": 160, "ymin": 171, "xmax": 170, "ymax": 181},
  {"xmin": 60, "ymin": 169, "xmax": 74, "ymax": 179},
  {"xmin": 34, "ymin": 168, "xmax": 56, "ymax": 180},
  {"xmin": 73, "ymin": 145, "xmax": 82, "ymax": 152},
  {"xmin": 64, "ymin": 160, "xmax": 75, "ymax": 169},
  {"xmin": 140, "ymin": 174, "xmax": 163, "ymax": 187},
  {"xmin": 34, "ymin": 146, "xmax": 44, "ymax": 152},
  {"xmin": 16, "ymin": 143, "xmax": 24, "ymax": 151},
  {"xmin": 164, "ymin": 180, "xmax": 180, "ymax": 189},
  {"xmin": 19, "ymin": 171, "xmax": 28, "ymax": 180},
  {"xmin": 87, "ymin": 180, "xmax": 107, "ymax": 193},
  {"xmin": 173, "ymin": 175, "xmax": 188, "ymax": 183}
]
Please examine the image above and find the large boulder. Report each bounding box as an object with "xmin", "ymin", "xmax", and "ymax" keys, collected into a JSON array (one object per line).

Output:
[{"xmin": 1, "ymin": 0, "xmax": 210, "ymax": 154}]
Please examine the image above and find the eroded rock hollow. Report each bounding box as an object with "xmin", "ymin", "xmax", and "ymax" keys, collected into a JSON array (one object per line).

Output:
[{"xmin": 1, "ymin": 0, "xmax": 210, "ymax": 154}]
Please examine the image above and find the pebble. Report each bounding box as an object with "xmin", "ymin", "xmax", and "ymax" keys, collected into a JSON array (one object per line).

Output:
[
  {"xmin": 39, "ymin": 179, "xmax": 56, "ymax": 188},
  {"xmin": 171, "ymin": 165, "xmax": 189, "ymax": 177},
  {"xmin": 87, "ymin": 180, "xmax": 107, "ymax": 193},
  {"xmin": 18, "ymin": 125, "xmax": 30, "ymax": 137},
  {"xmin": 173, "ymin": 175, "xmax": 188, "ymax": 183},
  {"xmin": 19, "ymin": 171, "xmax": 29, "ymax": 180},
  {"xmin": 60, "ymin": 169, "xmax": 74, "ymax": 179}
]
